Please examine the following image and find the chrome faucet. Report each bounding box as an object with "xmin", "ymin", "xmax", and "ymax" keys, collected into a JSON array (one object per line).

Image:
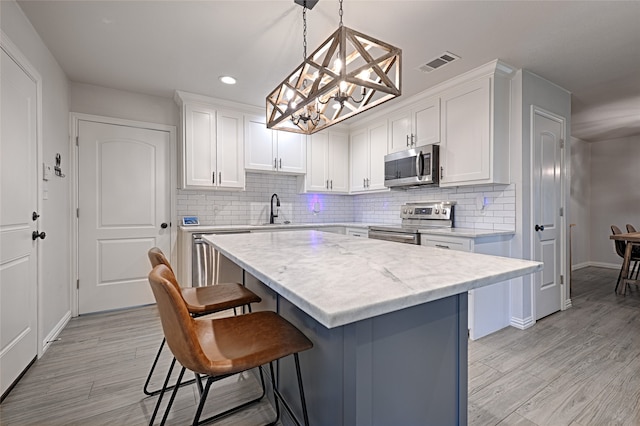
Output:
[{"xmin": 270, "ymin": 193, "xmax": 280, "ymax": 224}]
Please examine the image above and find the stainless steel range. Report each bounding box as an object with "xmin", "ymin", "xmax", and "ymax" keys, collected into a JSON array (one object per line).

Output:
[{"xmin": 368, "ymin": 201, "xmax": 456, "ymax": 245}]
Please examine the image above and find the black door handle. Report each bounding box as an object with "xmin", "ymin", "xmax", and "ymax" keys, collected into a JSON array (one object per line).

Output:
[
  {"xmin": 32, "ymin": 211, "xmax": 40, "ymax": 221},
  {"xmin": 32, "ymin": 231, "xmax": 46, "ymax": 240},
  {"xmin": 535, "ymin": 224, "xmax": 545, "ymax": 232},
  {"xmin": 161, "ymin": 223, "xmax": 168, "ymax": 229}
]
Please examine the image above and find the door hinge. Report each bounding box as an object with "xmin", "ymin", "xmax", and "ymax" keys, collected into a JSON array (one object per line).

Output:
[
  {"xmin": 76, "ymin": 208, "xmax": 79, "ymax": 218},
  {"xmin": 559, "ymin": 207, "xmax": 564, "ymax": 217},
  {"xmin": 76, "ymin": 279, "xmax": 80, "ymax": 289},
  {"xmin": 560, "ymin": 275, "xmax": 564, "ymax": 285},
  {"xmin": 76, "ymin": 136, "xmax": 79, "ymax": 146},
  {"xmin": 559, "ymin": 138, "xmax": 565, "ymax": 149}
]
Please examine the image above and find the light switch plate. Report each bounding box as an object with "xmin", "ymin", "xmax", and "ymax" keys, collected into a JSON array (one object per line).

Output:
[{"xmin": 43, "ymin": 163, "xmax": 52, "ymax": 181}]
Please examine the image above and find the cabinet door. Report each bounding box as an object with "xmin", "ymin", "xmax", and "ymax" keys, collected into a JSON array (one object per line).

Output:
[
  {"xmin": 306, "ymin": 132, "xmax": 330, "ymax": 192},
  {"xmin": 216, "ymin": 109, "xmax": 245, "ymax": 189},
  {"xmin": 440, "ymin": 78, "xmax": 490, "ymax": 185},
  {"xmin": 368, "ymin": 121, "xmax": 388, "ymax": 191},
  {"xmin": 184, "ymin": 104, "xmax": 216, "ymax": 188},
  {"xmin": 388, "ymin": 109, "xmax": 412, "ymax": 153},
  {"xmin": 413, "ymin": 97, "xmax": 440, "ymax": 146},
  {"xmin": 328, "ymin": 131, "xmax": 349, "ymax": 193},
  {"xmin": 349, "ymin": 129, "xmax": 368, "ymax": 192},
  {"xmin": 276, "ymin": 131, "xmax": 306, "ymax": 174},
  {"xmin": 245, "ymin": 115, "xmax": 276, "ymax": 172}
]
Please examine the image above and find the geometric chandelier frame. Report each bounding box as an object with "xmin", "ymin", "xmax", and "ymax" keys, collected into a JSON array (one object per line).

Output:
[{"xmin": 266, "ymin": 24, "xmax": 402, "ymax": 135}]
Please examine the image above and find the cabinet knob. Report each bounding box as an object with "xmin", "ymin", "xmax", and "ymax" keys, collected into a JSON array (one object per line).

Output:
[{"xmin": 32, "ymin": 211, "xmax": 40, "ymax": 221}]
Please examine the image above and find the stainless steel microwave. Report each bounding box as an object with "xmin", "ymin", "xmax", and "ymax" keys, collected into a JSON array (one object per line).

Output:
[{"xmin": 384, "ymin": 144, "xmax": 439, "ymax": 188}]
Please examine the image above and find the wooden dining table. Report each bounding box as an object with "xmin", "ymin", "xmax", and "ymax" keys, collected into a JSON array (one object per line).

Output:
[{"xmin": 609, "ymin": 231, "xmax": 640, "ymax": 294}]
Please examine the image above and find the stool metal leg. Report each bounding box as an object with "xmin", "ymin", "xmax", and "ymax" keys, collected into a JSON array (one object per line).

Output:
[
  {"xmin": 143, "ymin": 338, "xmax": 166, "ymax": 396},
  {"xmin": 148, "ymin": 357, "xmax": 176, "ymax": 426},
  {"xmin": 159, "ymin": 366, "xmax": 186, "ymax": 426}
]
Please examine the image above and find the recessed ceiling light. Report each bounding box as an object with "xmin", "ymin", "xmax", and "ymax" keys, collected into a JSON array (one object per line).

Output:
[{"xmin": 219, "ymin": 76, "xmax": 236, "ymax": 85}]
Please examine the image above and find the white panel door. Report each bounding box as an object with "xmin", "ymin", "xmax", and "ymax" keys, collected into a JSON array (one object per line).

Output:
[
  {"xmin": 368, "ymin": 122, "xmax": 388, "ymax": 191},
  {"xmin": 440, "ymin": 78, "xmax": 490, "ymax": 184},
  {"xmin": 78, "ymin": 120, "xmax": 170, "ymax": 314},
  {"xmin": 328, "ymin": 131, "xmax": 349, "ymax": 193},
  {"xmin": 0, "ymin": 47, "xmax": 38, "ymax": 397},
  {"xmin": 276, "ymin": 131, "xmax": 306, "ymax": 174},
  {"xmin": 184, "ymin": 104, "xmax": 216, "ymax": 188},
  {"xmin": 350, "ymin": 129, "xmax": 368, "ymax": 191},
  {"xmin": 245, "ymin": 115, "xmax": 275, "ymax": 172},
  {"xmin": 216, "ymin": 110, "xmax": 244, "ymax": 188},
  {"xmin": 307, "ymin": 132, "xmax": 330, "ymax": 191},
  {"xmin": 532, "ymin": 108, "xmax": 564, "ymax": 320}
]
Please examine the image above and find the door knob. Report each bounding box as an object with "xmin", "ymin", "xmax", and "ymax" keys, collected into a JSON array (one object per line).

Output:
[
  {"xmin": 161, "ymin": 222, "xmax": 168, "ymax": 229},
  {"xmin": 535, "ymin": 224, "xmax": 545, "ymax": 232},
  {"xmin": 32, "ymin": 231, "xmax": 46, "ymax": 240},
  {"xmin": 32, "ymin": 211, "xmax": 40, "ymax": 221}
]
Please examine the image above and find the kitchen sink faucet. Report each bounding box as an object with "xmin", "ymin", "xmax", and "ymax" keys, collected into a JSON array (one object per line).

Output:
[{"xmin": 270, "ymin": 193, "xmax": 280, "ymax": 224}]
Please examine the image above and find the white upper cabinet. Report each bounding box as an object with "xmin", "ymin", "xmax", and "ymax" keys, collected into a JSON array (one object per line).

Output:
[
  {"xmin": 306, "ymin": 130, "xmax": 349, "ymax": 193},
  {"xmin": 180, "ymin": 101, "xmax": 244, "ymax": 190},
  {"xmin": 388, "ymin": 96, "xmax": 440, "ymax": 153},
  {"xmin": 439, "ymin": 69, "xmax": 511, "ymax": 187},
  {"xmin": 245, "ymin": 114, "xmax": 306, "ymax": 174},
  {"xmin": 350, "ymin": 121, "xmax": 388, "ymax": 193}
]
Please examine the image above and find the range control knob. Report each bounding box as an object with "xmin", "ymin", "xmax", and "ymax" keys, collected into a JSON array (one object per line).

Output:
[
  {"xmin": 434, "ymin": 209, "xmax": 439, "ymax": 214},
  {"xmin": 442, "ymin": 209, "xmax": 447, "ymax": 215}
]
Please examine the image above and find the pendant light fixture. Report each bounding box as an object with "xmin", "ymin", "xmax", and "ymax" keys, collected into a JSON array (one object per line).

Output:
[{"xmin": 266, "ymin": 0, "xmax": 402, "ymax": 135}]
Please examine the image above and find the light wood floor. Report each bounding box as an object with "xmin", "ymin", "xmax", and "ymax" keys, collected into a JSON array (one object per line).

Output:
[{"xmin": 1, "ymin": 266, "xmax": 639, "ymax": 425}]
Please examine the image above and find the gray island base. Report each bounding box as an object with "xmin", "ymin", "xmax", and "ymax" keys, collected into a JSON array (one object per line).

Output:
[{"xmin": 204, "ymin": 231, "xmax": 542, "ymax": 426}]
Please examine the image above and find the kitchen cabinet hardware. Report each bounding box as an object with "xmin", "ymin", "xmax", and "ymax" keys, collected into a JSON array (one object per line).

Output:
[
  {"xmin": 32, "ymin": 230, "xmax": 46, "ymax": 240},
  {"xmin": 279, "ymin": 158, "xmax": 282, "ymax": 169},
  {"xmin": 219, "ymin": 172, "xmax": 221, "ymax": 183},
  {"xmin": 326, "ymin": 180, "xmax": 329, "ymax": 189},
  {"xmin": 274, "ymin": 158, "xmax": 277, "ymax": 169},
  {"xmin": 535, "ymin": 224, "xmax": 545, "ymax": 232},
  {"xmin": 440, "ymin": 166, "xmax": 444, "ymax": 179},
  {"xmin": 32, "ymin": 211, "xmax": 40, "ymax": 221},
  {"xmin": 161, "ymin": 223, "xmax": 168, "ymax": 229},
  {"xmin": 330, "ymin": 180, "xmax": 333, "ymax": 189},
  {"xmin": 435, "ymin": 244, "xmax": 450, "ymax": 249}
]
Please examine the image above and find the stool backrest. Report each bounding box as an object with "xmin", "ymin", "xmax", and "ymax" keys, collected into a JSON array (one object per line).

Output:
[
  {"xmin": 148, "ymin": 247, "xmax": 175, "ymax": 274},
  {"xmin": 611, "ymin": 225, "xmax": 626, "ymax": 258},
  {"xmin": 148, "ymin": 264, "xmax": 207, "ymax": 373}
]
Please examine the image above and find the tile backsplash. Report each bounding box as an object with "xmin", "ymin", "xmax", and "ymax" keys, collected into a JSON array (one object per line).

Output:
[{"xmin": 177, "ymin": 172, "xmax": 515, "ymax": 230}]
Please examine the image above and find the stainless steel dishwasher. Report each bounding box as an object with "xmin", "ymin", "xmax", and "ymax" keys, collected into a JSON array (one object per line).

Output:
[{"xmin": 192, "ymin": 231, "xmax": 250, "ymax": 287}]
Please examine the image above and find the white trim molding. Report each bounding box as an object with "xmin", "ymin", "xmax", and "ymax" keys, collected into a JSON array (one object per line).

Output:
[
  {"xmin": 510, "ymin": 315, "xmax": 535, "ymax": 330},
  {"xmin": 41, "ymin": 310, "xmax": 71, "ymax": 354}
]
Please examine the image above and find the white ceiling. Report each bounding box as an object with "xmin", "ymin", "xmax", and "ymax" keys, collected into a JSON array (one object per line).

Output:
[{"xmin": 17, "ymin": 0, "xmax": 640, "ymax": 142}]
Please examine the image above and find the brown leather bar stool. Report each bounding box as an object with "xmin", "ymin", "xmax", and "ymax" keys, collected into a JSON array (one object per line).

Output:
[
  {"xmin": 148, "ymin": 264, "xmax": 313, "ymax": 426},
  {"xmin": 144, "ymin": 247, "xmax": 261, "ymax": 396}
]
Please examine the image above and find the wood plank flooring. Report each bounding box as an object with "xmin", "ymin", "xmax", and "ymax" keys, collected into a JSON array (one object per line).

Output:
[{"xmin": 1, "ymin": 266, "xmax": 639, "ymax": 425}]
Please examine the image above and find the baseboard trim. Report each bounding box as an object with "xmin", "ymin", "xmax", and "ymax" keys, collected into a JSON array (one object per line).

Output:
[
  {"xmin": 42, "ymin": 310, "xmax": 71, "ymax": 355},
  {"xmin": 510, "ymin": 315, "xmax": 535, "ymax": 330},
  {"xmin": 563, "ymin": 298, "xmax": 572, "ymax": 310},
  {"xmin": 587, "ymin": 261, "xmax": 621, "ymax": 270},
  {"xmin": 571, "ymin": 262, "xmax": 591, "ymax": 271}
]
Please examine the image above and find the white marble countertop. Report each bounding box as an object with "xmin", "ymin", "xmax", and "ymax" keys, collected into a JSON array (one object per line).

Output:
[
  {"xmin": 204, "ymin": 230, "xmax": 540, "ymax": 329},
  {"xmin": 180, "ymin": 223, "xmax": 514, "ymax": 238}
]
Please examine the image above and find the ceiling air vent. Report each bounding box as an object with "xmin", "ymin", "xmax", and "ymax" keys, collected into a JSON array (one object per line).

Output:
[{"xmin": 418, "ymin": 52, "xmax": 460, "ymax": 73}]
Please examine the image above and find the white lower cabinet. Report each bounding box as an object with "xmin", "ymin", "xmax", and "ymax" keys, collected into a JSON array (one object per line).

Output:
[
  {"xmin": 422, "ymin": 233, "xmax": 512, "ymax": 340},
  {"xmin": 345, "ymin": 227, "xmax": 368, "ymax": 238}
]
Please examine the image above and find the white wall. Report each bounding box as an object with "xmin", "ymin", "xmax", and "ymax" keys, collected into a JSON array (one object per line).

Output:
[
  {"xmin": 70, "ymin": 82, "xmax": 178, "ymax": 127},
  {"xmin": 510, "ymin": 69, "xmax": 572, "ymax": 326},
  {"xmin": 589, "ymin": 135, "xmax": 640, "ymax": 266},
  {"xmin": 2, "ymin": 0, "xmax": 71, "ymax": 349},
  {"xmin": 569, "ymin": 137, "xmax": 591, "ymax": 268}
]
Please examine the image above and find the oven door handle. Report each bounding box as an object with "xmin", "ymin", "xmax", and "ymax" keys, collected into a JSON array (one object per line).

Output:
[
  {"xmin": 415, "ymin": 150, "xmax": 424, "ymax": 180},
  {"xmin": 368, "ymin": 230, "xmax": 419, "ymax": 244}
]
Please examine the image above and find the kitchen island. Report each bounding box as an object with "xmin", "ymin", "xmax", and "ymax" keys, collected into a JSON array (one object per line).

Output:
[{"xmin": 204, "ymin": 230, "xmax": 541, "ymax": 425}]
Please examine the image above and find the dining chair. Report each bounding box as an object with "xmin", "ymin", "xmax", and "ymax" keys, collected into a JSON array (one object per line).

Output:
[
  {"xmin": 611, "ymin": 226, "xmax": 640, "ymax": 292},
  {"xmin": 626, "ymin": 224, "xmax": 640, "ymax": 280},
  {"xmin": 148, "ymin": 264, "xmax": 313, "ymax": 426},
  {"xmin": 144, "ymin": 247, "xmax": 261, "ymax": 396}
]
